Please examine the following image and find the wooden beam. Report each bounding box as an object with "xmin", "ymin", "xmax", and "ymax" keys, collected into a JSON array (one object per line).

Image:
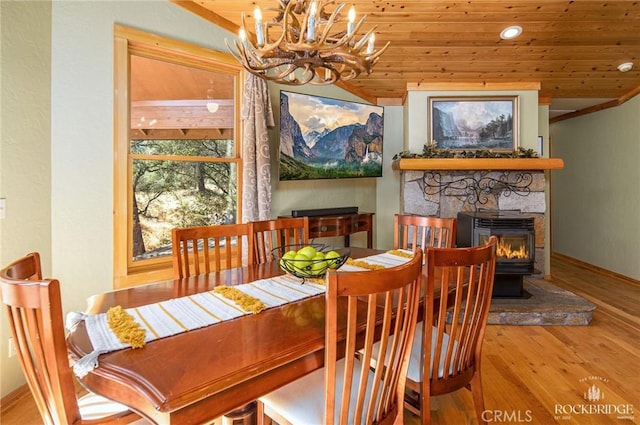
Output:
[
  {"xmin": 392, "ymin": 158, "xmax": 564, "ymax": 171},
  {"xmin": 406, "ymin": 82, "xmax": 541, "ymax": 91},
  {"xmin": 170, "ymin": 0, "xmax": 240, "ymax": 35},
  {"xmin": 550, "ymin": 85, "xmax": 640, "ymax": 123},
  {"xmin": 377, "ymin": 98, "xmax": 403, "ymax": 106},
  {"xmin": 131, "ymin": 99, "xmax": 234, "ymax": 130},
  {"xmin": 130, "ymin": 128, "xmax": 234, "ymax": 140}
]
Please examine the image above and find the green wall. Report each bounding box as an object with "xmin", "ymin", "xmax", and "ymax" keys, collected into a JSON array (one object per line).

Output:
[
  {"xmin": 0, "ymin": 0, "xmax": 52, "ymax": 398},
  {"xmin": 551, "ymin": 96, "xmax": 640, "ymax": 280}
]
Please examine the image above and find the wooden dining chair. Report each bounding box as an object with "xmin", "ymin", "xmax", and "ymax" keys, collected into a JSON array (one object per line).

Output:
[
  {"xmin": 405, "ymin": 236, "xmax": 498, "ymax": 425},
  {"xmin": 0, "ymin": 252, "xmax": 145, "ymax": 425},
  {"xmin": 171, "ymin": 223, "xmax": 253, "ymax": 278},
  {"xmin": 249, "ymin": 217, "xmax": 309, "ymax": 264},
  {"xmin": 394, "ymin": 214, "xmax": 457, "ymax": 251},
  {"xmin": 256, "ymin": 249, "xmax": 424, "ymax": 425}
]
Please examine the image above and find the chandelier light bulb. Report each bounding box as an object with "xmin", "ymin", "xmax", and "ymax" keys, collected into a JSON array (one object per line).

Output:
[
  {"xmin": 347, "ymin": 6, "xmax": 356, "ymax": 35},
  {"xmin": 307, "ymin": 1, "xmax": 317, "ymax": 41},
  {"xmin": 254, "ymin": 7, "xmax": 264, "ymax": 46},
  {"xmin": 226, "ymin": 0, "xmax": 390, "ymax": 85},
  {"xmin": 367, "ymin": 34, "xmax": 375, "ymax": 54}
]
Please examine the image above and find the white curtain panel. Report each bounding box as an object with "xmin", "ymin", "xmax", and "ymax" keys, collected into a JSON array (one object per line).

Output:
[{"xmin": 241, "ymin": 73, "xmax": 274, "ymax": 223}]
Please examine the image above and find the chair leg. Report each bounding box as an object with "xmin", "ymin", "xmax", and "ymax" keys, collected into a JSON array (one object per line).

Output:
[
  {"xmin": 420, "ymin": 380, "xmax": 431, "ymax": 425},
  {"xmin": 421, "ymin": 392, "xmax": 431, "ymax": 425},
  {"xmin": 257, "ymin": 401, "xmax": 292, "ymax": 425},
  {"xmin": 256, "ymin": 400, "xmax": 270, "ymax": 425},
  {"xmin": 469, "ymin": 372, "xmax": 487, "ymax": 425},
  {"xmin": 405, "ymin": 383, "xmax": 433, "ymax": 425}
]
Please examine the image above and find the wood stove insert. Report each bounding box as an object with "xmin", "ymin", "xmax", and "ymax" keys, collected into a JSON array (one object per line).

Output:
[{"xmin": 457, "ymin": 211, "xmax": 535, "ymax": 297}]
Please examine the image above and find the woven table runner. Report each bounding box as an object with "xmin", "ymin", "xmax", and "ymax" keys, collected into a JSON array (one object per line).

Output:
[{"xmin": 67, "ymin": 250, "xmax": 413, "ymax": 377}]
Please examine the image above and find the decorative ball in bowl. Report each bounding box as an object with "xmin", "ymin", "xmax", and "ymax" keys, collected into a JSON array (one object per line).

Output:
[{"xmin": 274, "ymin": 244, "xmax": 350, "ymax": 279}]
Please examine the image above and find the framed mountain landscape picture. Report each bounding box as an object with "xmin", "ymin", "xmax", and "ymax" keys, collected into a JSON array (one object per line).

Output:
[
  {"xmin": 279, "ymin": 91, "xmax": 384, "ymax": 180},
  {"xmin": 428, "ymin": 96, "xmax": 519, "ymax": 151}
]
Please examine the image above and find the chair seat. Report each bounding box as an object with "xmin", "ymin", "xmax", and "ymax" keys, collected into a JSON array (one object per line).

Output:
[
  {"xmin": 407, "ymin": 322, "xmax": 455, "ymax": 382},
  {"xmin": 260, "ymin": 357, "xmax": 378, "ymax": 425},
  {"xmin": 78, "ymin": 392, "xmax": 143, "ymax": 422},
  {"xmin": 371, "ymin": 322, "xmax": 455, "ymax": 383}
]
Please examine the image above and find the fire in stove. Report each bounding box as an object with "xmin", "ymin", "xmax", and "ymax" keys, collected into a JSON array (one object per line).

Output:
[
  {"xmin": 495, "ymin": 237, "xmax": 528, "ymax": 260},
  {"xmin": 457, "ymin": 211, "xmax": 536, "ymax": 297}
]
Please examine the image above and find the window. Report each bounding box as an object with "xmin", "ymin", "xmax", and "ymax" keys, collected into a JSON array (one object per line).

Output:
[{"xmin": 114, "ymin": 26, "xmax": 243, "ymax": 287}]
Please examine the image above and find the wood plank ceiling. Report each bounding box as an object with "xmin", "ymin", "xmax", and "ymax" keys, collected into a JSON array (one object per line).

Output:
[{"xmin": 174, "ymin": 0, "xmax": 640, "ymax": 108}]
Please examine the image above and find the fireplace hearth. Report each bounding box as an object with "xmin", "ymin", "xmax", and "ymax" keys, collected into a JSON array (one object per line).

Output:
[{"xmin": 457, "ymin": 211, "xmax": 536, "ymax": 297}]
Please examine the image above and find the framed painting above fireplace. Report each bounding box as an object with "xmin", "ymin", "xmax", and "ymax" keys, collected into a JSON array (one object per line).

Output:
[{"xmin": 428, "ymin": 96, "xmax": 519, "ymax": 151}]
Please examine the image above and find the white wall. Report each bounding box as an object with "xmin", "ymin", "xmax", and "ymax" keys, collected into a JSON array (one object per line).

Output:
[
  {"xmin": 0, "ymin": 0, "xmax": 52, "ymax": 398},
  {"xmin": 551, "ymin": 96, "xmax": 640, "ymax": 280}
]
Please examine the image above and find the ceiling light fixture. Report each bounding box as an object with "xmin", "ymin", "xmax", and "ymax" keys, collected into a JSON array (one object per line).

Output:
[
  {"xmin": 617, "ymin": 62, "xmax": 634, "ymax": 72},
  {"xmin": 226, "ymin": 0, "xmax": 390, "ymax": 85},
  {"xmin": 500, "ymin": 25, "xmax": 523, "ymax": 40},
  {"xmin": 205, "ymin": 80, "xmax": 219, "ymax": 113}
]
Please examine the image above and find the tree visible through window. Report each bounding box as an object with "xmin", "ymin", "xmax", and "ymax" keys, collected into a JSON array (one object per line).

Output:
[
  {"xmin": 130, "ymin": 139, "xmax": 237, "ymax": 261},
  {"xmin": 114, "ymin": 26, "xmax": 242, "ymax": 286}
]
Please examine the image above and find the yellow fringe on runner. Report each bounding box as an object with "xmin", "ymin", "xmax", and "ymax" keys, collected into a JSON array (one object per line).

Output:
[
  {"xmin": 386, "ymin": 249, "xmax": 414, "ymax": 258},
  {"xmin": 345, "ymin": 258, "xmax": 385, "ymax": 270},
  {"xmin": 214, "ymin": 286, "xmax": 266, "ymax": 314},
  {"xmin": 107, "ymin": 306, "xmax": 146, "ymax": 349},
  {"xmin": 305, "ymin": 277, "xmax": 326, "ymax": 285}
]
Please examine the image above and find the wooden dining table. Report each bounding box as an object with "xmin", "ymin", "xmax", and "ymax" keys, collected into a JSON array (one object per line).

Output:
[{"xmin": 67, "ymin": 247, "xmax": 395, "ymax": 424}]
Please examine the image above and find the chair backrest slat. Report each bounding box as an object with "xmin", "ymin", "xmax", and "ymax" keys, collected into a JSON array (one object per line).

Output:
[
  {"xmin": 325, "ymin": 250, "xmax": 423, "ymax": 425},
  {"xmin": 250, "ymin": 217, "xmax": 309, "ymax": 264},
  {"xmin": 171, "ymin": 224, "xmax": 253, "ymax": 278}
]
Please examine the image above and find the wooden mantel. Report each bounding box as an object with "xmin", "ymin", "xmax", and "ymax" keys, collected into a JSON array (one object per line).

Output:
[{"xmin": 392, "ymin": 158, "xmax": 564, "ymax": 171}]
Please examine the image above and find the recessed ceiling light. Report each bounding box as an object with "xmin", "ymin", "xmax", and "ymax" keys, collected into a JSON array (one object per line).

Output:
[
  {"xmin": 500, "ymin": 25, "xmax": 523, "ymax": 40},
  {"xmin": 617, "ymin": 62, "xmax": 634, "ymax": 72}
]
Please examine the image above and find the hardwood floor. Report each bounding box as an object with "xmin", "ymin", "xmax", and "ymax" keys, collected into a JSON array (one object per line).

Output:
[{"xmin": 2, "ymin": 256, "xmax": 638, "ymax": 425}]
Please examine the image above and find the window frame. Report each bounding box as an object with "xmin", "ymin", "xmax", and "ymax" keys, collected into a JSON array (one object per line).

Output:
[{"xmin": 113, "ymin": 25, "xmax": 244, "ymax": 288}]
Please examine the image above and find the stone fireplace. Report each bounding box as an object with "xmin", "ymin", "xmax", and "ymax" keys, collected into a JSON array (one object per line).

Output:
[{"xmin": 396, "ymin": 160, "xmax": 560, "ymax": 280}]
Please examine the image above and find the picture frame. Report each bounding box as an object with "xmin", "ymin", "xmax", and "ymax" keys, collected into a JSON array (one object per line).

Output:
[{"xmin": 428, "ymin": 96, "xmax": 519, "ymax": 151}]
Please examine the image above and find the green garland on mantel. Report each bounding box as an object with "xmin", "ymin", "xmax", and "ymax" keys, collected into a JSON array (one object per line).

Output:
[{"xmin": 392, "ymin": 143, "xmax": 539, "ymax": 160}]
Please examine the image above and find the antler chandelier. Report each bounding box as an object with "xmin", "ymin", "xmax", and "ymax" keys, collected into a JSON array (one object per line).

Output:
[{"xmin": 226, "ymin": 0, "xmax": 389, "ymax": 85}]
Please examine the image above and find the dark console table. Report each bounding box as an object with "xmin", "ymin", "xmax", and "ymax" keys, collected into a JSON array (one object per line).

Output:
[{"xmin": 280, "ymin": 212, "xmax": 374, "ymax": 248}]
